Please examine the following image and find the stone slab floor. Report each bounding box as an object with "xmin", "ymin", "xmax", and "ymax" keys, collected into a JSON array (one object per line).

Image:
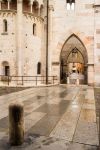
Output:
[
  {"xmin": 0, "ymin": 85, "xmax": 99, "ymax": 150},
  {"xmin": 0, "ymin": 87, "xmax": 29, "ymax": 96}
]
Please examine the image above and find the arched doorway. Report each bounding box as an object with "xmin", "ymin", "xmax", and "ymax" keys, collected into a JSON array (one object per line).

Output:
[
  {"xmin": 2, "ymin": 61, "xmax": 10, "ymax": 76},
  {"xmin": 60, "ymin": 34, "xmax": 88, "ymax": 84}
]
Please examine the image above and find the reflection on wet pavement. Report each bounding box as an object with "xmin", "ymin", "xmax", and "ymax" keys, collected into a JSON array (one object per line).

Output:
[
  {"xmin": 35, "ymin": 100, "xmax": 70, "ymax": 116},
  {"xmin": 0, "ymin": 85, "xmax": 99, "ymax": 150}
]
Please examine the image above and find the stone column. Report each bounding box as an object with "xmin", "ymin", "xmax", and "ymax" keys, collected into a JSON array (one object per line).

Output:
[
  {"xmin": 0, "ymin": 0, "xmax": 2, "ymax": 10},
  {"xmin": 29, "ymin": 0, "xmax": 33, "ymax": 13},
  {"xmin": 48, "ymin": 5, "xmax": 54, "ymax": 77},
  {"xmin": 17, "ymin": 0, "xmax": 23, "ymax": 78},
  {"xmin": 7, "ymin": 0, "xmax": 11, "ymax": 10},
  {"xmin": 87, "ymin": 64, "xmax": 94, "ymax": 86},
  {"xmin": 48, "ymin": 5, "xmax": 53, "ymax": 43}
]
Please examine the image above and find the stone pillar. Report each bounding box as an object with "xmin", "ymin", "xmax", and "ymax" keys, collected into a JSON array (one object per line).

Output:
[
  {"xmin": 29, "ymin": 0, "xmax": 33, "ymax": 13},
  {"xmin": 9, "ymin": 103, "xmax": 24, "ymax": 145},
  {"xmin": 0, "ymin": 0, "xmax": 2, "ymax": 10},
  {"xmin": 48, "ymin": 5, "xmax": 53, "ymax": 45},
  {"xmin": 17, "ymin": 0, "xmax": 23, "ymax": 78},
  {"xmin": 48, "ymin": 5, "xmax": 54, "ymax": 77},
  {"xmin": 7, "ymin": 0, "xmax": 11, "ymax": 10},
  {"xmin": 87, "ymin": 64, "xmax": 94, "ymax": 86}
]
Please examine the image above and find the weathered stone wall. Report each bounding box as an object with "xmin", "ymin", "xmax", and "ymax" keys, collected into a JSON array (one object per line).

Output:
[
  {"xmin": 94, "ymin": 5, "xmax": 100, "ymax": 86},
  {"xmin": 23, "ymin": 14, "xmax": 44, "ymax": 76},
  {"xmin": 0, "ymin": 11, "xmax": 44, "ymax": 78},
  {"xmin": 49, "ymin": 0, "xmax": 95, "ymax": 85},
  {"xmin": 0, "ymin": 11, "xmax": 17, "ymax": 76},
  {"xmin": 0, "ymin": 0, "xmax": 100, "ymax": 86},
  {"xmin": 0, "ymin": 0, "xmax": 45, "ymax": 87}
]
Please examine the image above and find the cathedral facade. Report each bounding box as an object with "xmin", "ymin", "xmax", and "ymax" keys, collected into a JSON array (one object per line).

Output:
[{"xmin": 0, "ymin": 0, "xmax": 100, "ymax": 86}]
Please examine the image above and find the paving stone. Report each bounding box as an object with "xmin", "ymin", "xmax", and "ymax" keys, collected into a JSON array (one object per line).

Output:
[
  {"xmin": 50, "ymin": 105, "xmax": 81, "ymax": 141},
  {"xmin": 28, "ymin": 115, "xmax": 61, "ymax": 136},
  {"xmin": 25, "ymin": 112, "xmax": 46, "ymax": 132},
  {"xmin": 68, "ymin": 142, "xmax": 98, "ymax": 150},
  {"xmin": 34, "ymin": 100, "xmax": 70, "ymax": 116},
  {"xmin": 0, "ymin": 117, "xmax": 8, "ymax": 129},
  {"xmin": 73, "ymin": 121, "xmax": 99, "ymax": 146},
  {"xmin": 0, "ymin": 85, "xmax": 99, "ymax": 149},
  {"xmin": 82, "ymin": 103, "xmax": 96, "ymax": 110},
  {"xmin": 80, "ymin": 109, "xmax": 96, "ymax": 123}
]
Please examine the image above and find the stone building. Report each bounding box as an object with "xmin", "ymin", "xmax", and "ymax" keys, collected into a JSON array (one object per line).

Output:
[{"xmin": 0, "ymin": 0, "xmax": 100, "ymax": 86}]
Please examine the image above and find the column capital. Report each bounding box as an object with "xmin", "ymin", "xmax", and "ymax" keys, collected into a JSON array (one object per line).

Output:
[
  {"xmin": 0, "ymin": 0, "xmax": 1, "ymax": 10},
  {"xmin": 29, "ymin": 0, "xmax": 33, "ymax": 13}
]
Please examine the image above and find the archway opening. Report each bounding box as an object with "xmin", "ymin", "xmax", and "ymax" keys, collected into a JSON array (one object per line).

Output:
[
  {"xmin": 2, "ymin": 61, "xmax": 10, "ymax": 76},
  {"xmin": 60, "ymin": 34, "xmax": 88, "ymax": 84}
]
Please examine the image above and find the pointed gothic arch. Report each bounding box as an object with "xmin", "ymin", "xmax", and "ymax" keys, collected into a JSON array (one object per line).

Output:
[
  {"xmin": 60, "ymin": 34, "xmax": 88, "ymax": 64},
  {"xmin": 60, "ymin": 34, "xmax": 88, "ymax": 84}
]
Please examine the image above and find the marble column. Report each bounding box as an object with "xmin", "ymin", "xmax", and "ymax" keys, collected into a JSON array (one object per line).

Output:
[
  {"xmin": 7, "ymin": 0, "xmax": 11, "ymax": 10},
  {"xmin": 0, "ymin": 0, "xmax": 2, "ymax": 10},
  {"xmin": 29, "ymin": 0, "xmax": 33, "ymax": 13},
  {"xmin": 48, "ymin": 5, "xmax": 54, "ymax": 43},
  {"xmin": 17, "ymin": 0, "xmax": 23, "ymax": 78},
  {"xmin": 87, "ymin": 64, "xmax": 94, "ymax": 86},
  {"xmin": 48, "ymin": 5, "xmax": 54, "ymax": 77}
]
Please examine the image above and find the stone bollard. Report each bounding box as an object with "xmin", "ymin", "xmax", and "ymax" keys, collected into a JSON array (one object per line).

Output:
[{"xmin": 9, "ymin": 103, "xmax": 24, "ymax": 146}]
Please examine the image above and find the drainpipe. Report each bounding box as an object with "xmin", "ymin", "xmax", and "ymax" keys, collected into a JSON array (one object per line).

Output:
[{"xmin": 46, "ymin": 0, "xmax": 49, "ymax": 84}]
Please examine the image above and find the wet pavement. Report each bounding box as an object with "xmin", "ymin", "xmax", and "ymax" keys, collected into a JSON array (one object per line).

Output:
[
  {"xmin": 94, "ymin": 88, "xmax": 100, "ymax": 146},
  {"xmin": 0, "ymin": 85, "xmax": 99, "ymax": 150},
  {"xmin": 0, "ymin": 87, "xmax": 29, "ymax": 96}
]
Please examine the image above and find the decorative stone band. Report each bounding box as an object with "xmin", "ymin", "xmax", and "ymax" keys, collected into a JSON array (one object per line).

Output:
[
  {"xmin": 0, "ymin": 10, "xmax": 44, "ymax": 23},
  {"xmin": 23, "ymin": 12, "xmax": 44, "ymax": 22},
  {"xmin": 0, "ymin": 0, "xmax": 45, "ymax": 19}
]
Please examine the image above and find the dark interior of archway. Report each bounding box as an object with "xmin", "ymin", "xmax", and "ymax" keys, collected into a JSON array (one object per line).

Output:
[{"xmin": 60, "ymin": 35, "xmax": 88, "ymax": 84}]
